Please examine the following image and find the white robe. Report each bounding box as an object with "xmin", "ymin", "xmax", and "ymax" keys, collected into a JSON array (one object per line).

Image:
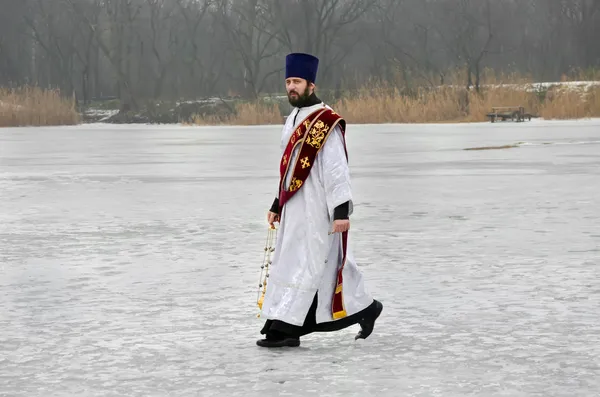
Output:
[{"xmin": 260, "ymin": 102, "xmax": 374, "ymax": 326}]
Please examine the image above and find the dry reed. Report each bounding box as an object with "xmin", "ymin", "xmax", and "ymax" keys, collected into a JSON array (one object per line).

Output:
[
  {"xmin": 539, "ymin": 86, "xmax": 600, "ymax": 119},
  {"xmin": 337, "ymin": 86, "xmax": 458, "ymax": 124},
  {"xmin": 190, "ymin": 68, "xmax": 599, "ymax": 125},
  {"xmin": 5, "ymin": 68, "xmax": 596, "ymax": 127},
  {"xmin": 0, "ymin": 86, "xmax": 79, "ymax": 127},
  {"xmin": 333, "ymin": 84, "xmax": 544, "ymax": 124},
  {"xmin": 190, "ymin": 100, "xmax": 281, "ymax": 125}
]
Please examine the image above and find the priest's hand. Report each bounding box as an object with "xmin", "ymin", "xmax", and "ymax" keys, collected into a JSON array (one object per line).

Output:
[
  {"xmin": 267, "ymin": 211, "xmax": 280, "ymax": 227},
  {"xmin": 331, "ymin": 219, "xmax": 350, "ymax": 234}
]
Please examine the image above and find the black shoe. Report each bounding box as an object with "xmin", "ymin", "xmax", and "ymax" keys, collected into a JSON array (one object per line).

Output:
[
  {"xmin": 256, "ymin": 337, "xmax": 300, "ymax": 348},
  {"xmin": 355, "ymin": 300, "xmax": 383, "ymax": 340}
]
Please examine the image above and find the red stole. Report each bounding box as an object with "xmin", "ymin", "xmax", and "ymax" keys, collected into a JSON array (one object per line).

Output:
[{"xmin": 278, "ymin": 107, "xmax": 349, "ymax": 320}]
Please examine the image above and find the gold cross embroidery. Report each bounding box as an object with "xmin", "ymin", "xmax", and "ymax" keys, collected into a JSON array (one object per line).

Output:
[
  {"xmin": 289, "ymin": 177, "xmax": 303, "ymax": 191},
  {"xmin": 301, "ymin": 157, "xmax": 310, "ymax": 169},
  {"xmin": 283, "ymin": 154, "xmax": 288, "ymax": 165},
  {"xmin": 306, "ymin": 120, "xmax": 329, "ymax": 149}
]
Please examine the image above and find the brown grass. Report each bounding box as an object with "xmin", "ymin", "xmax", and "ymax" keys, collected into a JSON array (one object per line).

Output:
[
  {"xmin": 327, "ymin": 76, "xmax": 600, "ymax": 124},
  {"xmin": 5, "ymin": 68, "xmax": 597, "ymax": 127},
  {"xmin": 465, "ymin": 86, "xmax": 542, "ymax": 122},
  {"xmin": 588, "ymin": 87, "xmax": 600, "ymax": 117},
  {"xmin": 333, "ymin": 85, "xmax": 465, "ymax": 124},
  {"xmin": 331, "ymin": 83, "xmax": 546, "ymax": 124},
  {"xmin": 190, "ymin": 100, "xmax": 282, "ymax": 125},
  {"xmin": 0, "ymin": 86, "xmax": 80, "ymax": 127},
  {"xmin": 188, "ymin": 67, "xmax": 599, "ymax": 126},
  {"xmin": 539, "ymin": 86, "xmax": 600, "ymax": 119}
]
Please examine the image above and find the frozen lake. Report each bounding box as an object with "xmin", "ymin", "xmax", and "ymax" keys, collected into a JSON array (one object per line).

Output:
[{"xmin": 1, "ymin": 119, "xmax": 600, "ymax": 396}]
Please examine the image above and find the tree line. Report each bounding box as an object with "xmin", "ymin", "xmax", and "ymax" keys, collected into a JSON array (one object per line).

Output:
[{"xmin": 0, "ymin": 0, "xmax": 598, "ymax": 108}]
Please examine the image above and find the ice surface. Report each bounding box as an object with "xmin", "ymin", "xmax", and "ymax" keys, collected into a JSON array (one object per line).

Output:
[{"xmin": 1, "ymin": 119, "xmax": 600, "ymax": 396}]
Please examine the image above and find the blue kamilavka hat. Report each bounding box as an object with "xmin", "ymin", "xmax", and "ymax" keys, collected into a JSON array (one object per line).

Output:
[{"xmin": 285, "ymin": 53, "xmax": 319, "ymax": 83}]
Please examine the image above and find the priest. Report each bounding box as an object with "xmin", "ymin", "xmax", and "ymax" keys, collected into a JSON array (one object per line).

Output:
[{"xmin": 257, "ymin": 52, "xmax": 383, "ymax": 348}]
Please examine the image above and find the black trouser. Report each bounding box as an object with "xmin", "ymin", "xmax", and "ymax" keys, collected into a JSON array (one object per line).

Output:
[{"xmin": 261, "ymin": 293, "xmax": 377, "ymax": 339}]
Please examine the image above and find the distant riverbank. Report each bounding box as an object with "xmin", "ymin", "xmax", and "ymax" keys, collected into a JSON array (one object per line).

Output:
[{"xmin": 2, "ymin": 81, "xmax": 599, "ymax": 128}]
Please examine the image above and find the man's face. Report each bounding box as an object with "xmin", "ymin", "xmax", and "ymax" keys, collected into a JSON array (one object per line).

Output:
[{"xmin": 286, "ymin": 77, "xmax": 313, "ymax": 107}]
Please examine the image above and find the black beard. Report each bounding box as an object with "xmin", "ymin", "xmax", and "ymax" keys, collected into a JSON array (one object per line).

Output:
[{"xmin": 287, "ymin": 86, "xmax": 311, "ymax": 107}]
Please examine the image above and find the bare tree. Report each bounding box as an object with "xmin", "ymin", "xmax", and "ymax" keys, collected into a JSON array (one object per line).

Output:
[
  {"xmin": 1, "ymin": 0, "xmax": 599, "ymax": 104},
  {"xmin": 23, "ymin": 0, "xmax": 82, "ymax": 94},
  {"xmin": 217, "ymin": 0, "xmax": 284, "ymax": 98},
  {"xmin": 174, "ymin": 0, "xmax": 221, "ymax": 96},
  {"xmin": 66, "ymin": 0, "xmax": 142, "ymax": 108},
  {"xmin": 432, "ymin": 0, "xmax": 494, "ymax": 91},
  {"xmin": 269, "ymin": 0, "xmax": 378, "ymax": 86},
  {"xmin": 144, "ymin": 0, "xmax": 179, "ymax": 98},
  {"xmin": 0, "ymin": 0, "xmax": 30, "ymax": 86}
]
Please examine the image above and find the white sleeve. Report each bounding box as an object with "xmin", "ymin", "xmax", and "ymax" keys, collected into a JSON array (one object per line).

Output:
[{"xmin": 318, "ymin": 125, "xmax": 353, "ymax": 220}]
